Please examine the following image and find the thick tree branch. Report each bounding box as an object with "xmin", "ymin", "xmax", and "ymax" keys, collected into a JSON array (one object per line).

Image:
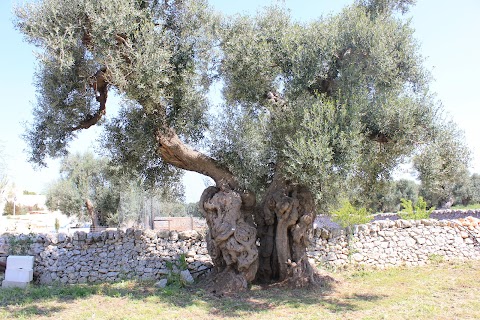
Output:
[
  {"xmin": 155, "ymin": 128, "xmax": 239, "ymax": 190},
  {"xmin": 72, "ymin": 68, "xmax": 108, "ymax": 131}
]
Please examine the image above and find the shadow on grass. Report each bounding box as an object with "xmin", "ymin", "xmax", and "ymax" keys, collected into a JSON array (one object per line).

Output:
[
  {"xmin": 4, "ymin": 305, "xmax": 66, "ymax": 319},
  {"xmin": 155, "ymin": 275, "xmax": 386, "ymax": 317},
  {"xmin": 0, "ymin": 276, "xmax": 387, "ymax": 318}
]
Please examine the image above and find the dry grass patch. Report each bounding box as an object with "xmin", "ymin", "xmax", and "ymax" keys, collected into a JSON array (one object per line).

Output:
[{"xmin": 1, "ymin": 260, "xmax": 480, "ymax": 319}]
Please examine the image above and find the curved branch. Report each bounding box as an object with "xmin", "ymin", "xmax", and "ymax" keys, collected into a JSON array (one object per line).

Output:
[
  {"xmin": 72, "ymin": 68, "xmax": 108, "ymax": 131},
  {"xmin": 155, "ymin": 128, "xmax": 238, "ymax": 190}
]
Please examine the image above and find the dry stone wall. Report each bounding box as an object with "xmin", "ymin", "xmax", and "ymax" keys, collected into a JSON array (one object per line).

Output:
[
  {"xmin": 309, "ymin": 217, "xmax": 480, "ymax": 268},
  {"xmin": 1, "ymin": 229, "xmax": 212, "ymax": 285},
  {"xmin": 1, "ymin": 215, "xmax": 480, "ymax": 285}
]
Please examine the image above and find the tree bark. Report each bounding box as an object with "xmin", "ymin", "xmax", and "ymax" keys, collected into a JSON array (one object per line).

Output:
[
  {"xmin": 155, "ymin": 128, "xmax": 238, "ymax": 190},
  {"xmin": 154, "ymin": 127, "xmax": 320, "ymax": 291},
  {"xmin": 255, "ymin": 172, "xmax": 319, "ymax": 287},
  {"xmin": 155, "ymin": 128, "xmax": 259, "ymax": 292},
  {"xmin": 85, "ymin": 198, "xmax": 100, "ymax": 229},
  {"xmin": 199, "ymin": 186, "xmax": 258, "ymax": 293}
]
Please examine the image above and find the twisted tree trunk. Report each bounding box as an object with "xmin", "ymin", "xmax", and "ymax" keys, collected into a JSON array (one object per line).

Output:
[
  {"xmin": 255, "ymin": 173, "xmax": 318, "ymax": 287},
  {"xmin": 199, "ymin": 187, "xmax": 258, "ymax": 293},
  {"xmin": 155, "ymin": 128, "xmax": 319, "ymax": 292}
]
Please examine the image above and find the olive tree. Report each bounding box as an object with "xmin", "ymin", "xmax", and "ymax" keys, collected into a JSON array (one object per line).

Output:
[
  {"xmin": 45, "ymin": 152, "xmax": 114, "ymax": 227},
  {"xmin": 15, "ymin": 0, "xmax": 467, "ymax": 291},
  {"xmin": 414, "ymin": 122, "xmax": 470, "ymax": 208}
]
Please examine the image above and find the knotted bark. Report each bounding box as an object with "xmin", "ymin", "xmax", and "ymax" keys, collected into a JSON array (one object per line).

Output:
[
  {"xmin": 255, "ymin": 174, "xmax": 318, "ymax": 287},
  {"xmin": 200, "ymin": 186, "xmax": 259, "ymax": 293}
]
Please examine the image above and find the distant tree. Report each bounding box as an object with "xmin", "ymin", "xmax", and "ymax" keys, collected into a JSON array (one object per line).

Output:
[
  {"xmin": 452, "ymin": 173, "xmax": 480, "ymax": 207},
  {"xmin": 414, "ymin": 123, "xmax": 470, "ymax": 208},
  {"xmin": 16, "ymin": 0, "xmax": 469, "ymax": 291},
  {"xmin": 23, "ymin": 190, "xmax": 37, "ymax": 195},
  {"xmin": 46, "ymin": 152, "xmax": 185, "ymax": 227},
  {"xmin": 45, "ymin": 152, "xmax": 113, "ymax": 227},
  {"xmin": 374, "ymin": 179, "xmax": 419, "ymax": 212},
  {"xmin": 185, "ymin": 202, "xmax": 202, "ymax": 217},
  {"xmin": 470, "ymin": 174, "xmax": 480, "ymax": 204}
]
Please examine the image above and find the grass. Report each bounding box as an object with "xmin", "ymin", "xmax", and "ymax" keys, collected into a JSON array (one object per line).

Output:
[
  {"xmin": 451, "ymin": 203, "xmax": 480, "ymax": 210},
  {"xmin": 1, "ymin": 260, "xmax": 480, "ymax": 319}
]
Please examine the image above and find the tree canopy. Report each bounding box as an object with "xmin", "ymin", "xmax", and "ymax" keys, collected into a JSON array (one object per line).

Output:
[
  {"xmin": 45, "ymin": 152, "xmax": 185, "ymax": 227},
  {"xmin": 15, "ymin": 0, "xmax": 470, "ymax": 291}
]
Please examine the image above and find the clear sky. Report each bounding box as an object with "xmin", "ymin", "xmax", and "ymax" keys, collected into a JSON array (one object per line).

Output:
[{"xmin": 0, "ymin": 0, "xmax": 479, "ymax": 202}]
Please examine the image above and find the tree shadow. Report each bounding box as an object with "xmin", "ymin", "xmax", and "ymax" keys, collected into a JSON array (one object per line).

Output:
[
  {"xmin": 0, "ymin": 277, "xmax": 388, "ymax": 318},
  {"xmin": 4, "ymin": 305, "xmax": 66, "ymax": 318},
  {"xmin": 156, "ymin": 275, "xmax": 387, "ymax": 318}
]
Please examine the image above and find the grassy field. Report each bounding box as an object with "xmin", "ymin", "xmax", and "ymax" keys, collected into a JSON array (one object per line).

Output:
[
  {"xmin": 1, "ymin": 260, "xmax": 479, "ymax": 320},
  {"xmin": 451, "ymin": 203, "xmax": 480, "ymax": 210}
]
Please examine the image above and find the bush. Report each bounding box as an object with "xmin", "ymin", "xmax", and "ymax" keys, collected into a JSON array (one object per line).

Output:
[
  {"xmin": 331, "ymin": 200, "xmax": 371, "ymax": 228},
  {"xmin": 398, "ymin": 196, "xmax": 434, "ymax": 220},
  {"xmin": 3, "ymin": 202, "xmax": 41, "ymax": 215}
]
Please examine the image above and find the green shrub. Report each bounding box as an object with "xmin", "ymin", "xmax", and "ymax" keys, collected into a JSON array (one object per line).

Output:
[
  {"xmin": 331, "ymin": 200, "xmax": 371, "ymax": 228},
  {"xmin": 165, "ymin": 254, "xmax": 190, "ymax": 287},
  {"xmin": 7, "ymin": 234, "xmax": 34, "ymax": 255},
  {"xmin": 398, "ymin": 196, "xmax": 434, "ymax": 220}
]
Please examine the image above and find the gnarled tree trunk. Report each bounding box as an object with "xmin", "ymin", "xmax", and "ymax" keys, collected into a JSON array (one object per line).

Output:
[
  {"xmin": 199, "ymin": 187, "xmax": 258, "ymax": 293},
  {"xmin": 155, "ymin": 128, "xmax": 319, "ymax": 292},
  {"xmin": 255, "ymin": 173, "xmax": 318, "ymax": 287}
]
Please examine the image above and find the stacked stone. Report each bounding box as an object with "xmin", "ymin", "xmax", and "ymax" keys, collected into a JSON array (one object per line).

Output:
[
  {"xmin": 2, "ymin": 217, "xmax": 480, "ymax": 284},
  {"xmin": 309, "ymin": 218, "xmax": 480, "ymax": 268},
  {"xmin": 21, "ymin": 229, "xmax": 212, "ymax": 285}
]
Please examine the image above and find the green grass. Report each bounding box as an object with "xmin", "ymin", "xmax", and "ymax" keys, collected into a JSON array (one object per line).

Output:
[
  {"xmin": 1, "ymin": 260, "xmax": 480, "ymax": 319},
  {"xmin": 451, "ymin": 203, "xmax": 480, "ymax": 210}
]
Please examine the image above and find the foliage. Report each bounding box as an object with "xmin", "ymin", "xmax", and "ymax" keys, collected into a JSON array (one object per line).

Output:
[
  {"xmin": 3, "ymin": 202, "xmax": 41, "ymax": 215},
  {"xmin": 45, "ymin": 152, "xmax": 114, "ymax": 225},
  {"xmin": 185, "ymin": 202, "xmax": 202, "ymax": 217},
  {"xmin": 450, "ymin": 173, "xmax": 480, "ymax": 207},
  {"xmin": 398, "ymin": 196, "xmax": 434, "ymax": 220},
  {"xmin": 46, "ymin": 152, "xmax": 186, "ymax": 227},
  {"xmin": 22, "ymin": 190, "xmax": 37, "ymax": 195},
  {"xmin": 414, "ymin": 122, "xmax": 471, "ymax": 208},
  {"xmin": 7, "ymin": 234, "xmax": 34, "ymax": 255},
  {"xmin": 373, "ymin": 179, "xmax": 419, "ymax": 212},
  {"xmin": 165, "ymin": 254, "xmax": 190, "ymax": 287},
  {"xmin": 331, "ymin": 200, "xmax": 371, "ymax": 228},
  {"xmin": 14, "ymin": 0, "xmax": 470, "ymax": 233}
]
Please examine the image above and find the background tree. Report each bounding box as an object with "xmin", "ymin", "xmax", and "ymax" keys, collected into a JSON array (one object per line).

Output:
[
  {"xmin": 414, "ymin": 122, "xmax": 471, "ymax": 208},
  {"xmin": 46, "ymin": 152, "xmax": 185, "ymax": 227},
  {"xmin": 15, "ymin": 0, "xmax": 469, "ymax": 291},
  {"xmin": 450, "ymin": 173, "xmax": 480, "ymax": 207},
  {"xmin": 45, "ymin": 152, "xmax": 114, "ymax": 227},
  {"xmin": 372, "ymin": 179, "xmax": 419, "ymax": 212}
]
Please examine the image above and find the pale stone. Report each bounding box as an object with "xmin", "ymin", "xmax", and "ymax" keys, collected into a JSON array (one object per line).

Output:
[
  {"xmin": 155, "ymin": 279, "xmax": 168, "ymax": 288},
  {"xmin": 352, "ymin": 253, "xmax": 364, "ymax": 262},
  {"xmin": 180, "ymin": 270, "xmax": 194, "ymax": 284}
]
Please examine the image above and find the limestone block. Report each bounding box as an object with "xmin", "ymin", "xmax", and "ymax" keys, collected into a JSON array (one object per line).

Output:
[
  {"xmin": 416, "ymin": 237, "xmax": 426, "ymax": 245},
  {"xmin": 5, "ymin": 269, "xmax": 33, "ymax": 282},
  {"xmin": 2, "ymin": 280, "xmax": 29, "ymax": 289},
  {"xmin": 180, "ymin": 270, "xmax": 194, "ymax": 284},
  {"xmin": 6, "ymin": 255, "xmax": 34, "ymax": 269},
  {"xmin": 352, "ymin": 253, "xmax": 364, "ymax": 262},
  {"xmin": 155, "ymin": 278, "xmax": 168, "ymax": 288}
]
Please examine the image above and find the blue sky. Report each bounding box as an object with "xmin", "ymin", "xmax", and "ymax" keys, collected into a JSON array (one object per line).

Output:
[{"xmin": 0, "ymin": 0, "xmax": 479, "ymax": 202}]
